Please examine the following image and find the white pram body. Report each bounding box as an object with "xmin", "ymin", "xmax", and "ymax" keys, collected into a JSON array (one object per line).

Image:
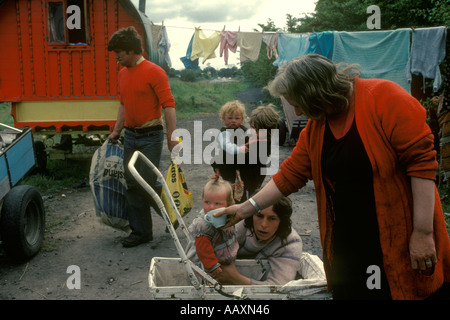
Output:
[{"xmin": 128, "ymin": 151, "xmax": 330, "ymax": 300}]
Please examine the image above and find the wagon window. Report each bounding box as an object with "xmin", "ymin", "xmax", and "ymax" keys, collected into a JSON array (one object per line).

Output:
[
  {"xmin": 48, "ymin": 2, "xmax": 65, "ymax": 43},
  {"xmin": 67, "ymin": 0, "xmax": 89, "ymax": 45},
  {"xmin": 47, "ymin": 0, "xmax": 90, "ymax": 46}
]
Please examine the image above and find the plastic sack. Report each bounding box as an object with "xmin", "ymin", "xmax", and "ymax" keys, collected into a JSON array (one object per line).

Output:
[
  {"xmin": 89, "ymin": 140, "xmax": 129, "ymax": 231},
  {"xmin": 160, "ymin": 161, "xmax": 193, "ymax": 227}
]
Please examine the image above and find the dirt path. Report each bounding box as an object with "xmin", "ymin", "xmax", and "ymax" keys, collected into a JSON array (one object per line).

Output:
[{"xmin": 0, "ymin": 90, "xmax": 321, "ymax": 300}]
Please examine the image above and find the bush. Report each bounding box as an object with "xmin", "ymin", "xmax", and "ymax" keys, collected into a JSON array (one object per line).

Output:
[
  {"xmin": 169, "ymin": 78, "xmax": 251, "ymax": 118},
  {"xmin": 180, "ymin": 68, "xmax": 203, "ymax": 82}
]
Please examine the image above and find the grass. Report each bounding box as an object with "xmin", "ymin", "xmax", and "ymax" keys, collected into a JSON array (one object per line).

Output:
[
  {"xmin": 22, "ymin": 159, "xmax": 91, "ymax": 195},
  {"xmin": 169, "ymin": 78, "xmax": 252, "ymax": 118},
  {"xmin": 0, "ymin": 102, "xmax": 13, "ymax": 126}
]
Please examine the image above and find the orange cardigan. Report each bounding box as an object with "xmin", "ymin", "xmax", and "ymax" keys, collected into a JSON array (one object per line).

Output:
[{"xmin": 273, "ymin": 78, "xmax": 450, "ymax": 300}]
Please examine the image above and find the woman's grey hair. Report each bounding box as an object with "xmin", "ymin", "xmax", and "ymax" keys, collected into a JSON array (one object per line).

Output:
[{"xmin": 267, "ymin": 54, "xmax": 360, "ymax": 120}]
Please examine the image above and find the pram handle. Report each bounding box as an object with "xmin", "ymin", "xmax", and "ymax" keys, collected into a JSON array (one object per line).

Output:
[{"xmin": 127, "ymin": 151, "xmax": 221, "ymax": 296}]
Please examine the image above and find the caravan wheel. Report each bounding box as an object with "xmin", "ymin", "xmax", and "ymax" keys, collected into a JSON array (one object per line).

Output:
[{"xmin": 0, "ymin": 185, "xmax": 45, "ymax": 261}]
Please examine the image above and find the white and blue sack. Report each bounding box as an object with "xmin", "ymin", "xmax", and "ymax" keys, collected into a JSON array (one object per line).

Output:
[{"xmin": 89, "ymin": 140, "xmax": 129, "ymax": 231}]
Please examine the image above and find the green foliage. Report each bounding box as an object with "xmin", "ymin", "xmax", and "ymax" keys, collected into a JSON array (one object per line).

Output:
[
  {"xmin": 22, "ymin": 159, "xmax": 90, "ymax": 195},
  {"xmin": 0, "ymin": 102, "xmax": 14, "ymax": 126},
  {"xmin": 257, "ymin": 19, "xmax": 281, "ymax": 32},
  {"xmin": 440, "ymin": 184, "xmax": 450, "ymax": 237},
  {"xmin": 177, "ymin": 66, "xmax": 242, "ymax": 82},
  {"xmin": 180, "ymin": 68, "xmax": 203, "ymax": 82},
  {"xmin": 411, "ymin": 0, "xmax": 450, "ymax": 27},
  {"xmin": 169, "ymin": 78, "xmax": 252, "ymax": 118},
  {"xmin": 241, "ymin": 47, "xmax": 277, "ymax": 88},
  {"xmin": 294, "ymin": 0, "xmax": 448, "ymax": 32}
]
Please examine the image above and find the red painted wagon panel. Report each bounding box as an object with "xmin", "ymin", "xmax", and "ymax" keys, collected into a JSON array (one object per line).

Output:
[{"xmin": 0, "ymin": 0, "xmax": 159, "ymax": 133}]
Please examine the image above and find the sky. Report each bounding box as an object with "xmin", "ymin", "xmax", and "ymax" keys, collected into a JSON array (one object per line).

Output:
[{"xmin": 130, "ymin": 0, "xmax": 317, "ymax": 70}]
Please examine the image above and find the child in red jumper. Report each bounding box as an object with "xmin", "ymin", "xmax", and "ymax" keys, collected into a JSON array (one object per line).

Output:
[{"xmin": 186, "ymin": 177, "xmax": 238, "ymax": 278}]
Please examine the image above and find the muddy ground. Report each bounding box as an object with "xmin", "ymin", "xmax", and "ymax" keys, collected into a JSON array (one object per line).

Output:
[{"xmin": 0, "ymin": 89, "xmax": 321, "ymax": 300}]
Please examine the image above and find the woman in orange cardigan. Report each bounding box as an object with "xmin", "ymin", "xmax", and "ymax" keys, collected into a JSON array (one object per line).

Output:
[{"xmin": 216, "ymin": 54, "xmax": 450, "ymax": 300}]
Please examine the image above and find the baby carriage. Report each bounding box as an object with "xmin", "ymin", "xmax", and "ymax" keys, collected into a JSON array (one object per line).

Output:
[{"xmin": 128, "ymin": 151, "xmax": 330, "ymax": 300}]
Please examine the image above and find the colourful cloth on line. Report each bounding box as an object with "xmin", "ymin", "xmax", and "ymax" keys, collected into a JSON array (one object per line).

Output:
[
  {"xmin": 262, "ymin": 33, "xmax": 279, "ymax": 59},
  {"xmin": 238, "ymin": 31, "xmax": 263, "ymax": 63},
  {"xmin": 332, "ymin": 29, "xmax": 411, "ymax": 92},
  {"xmin": 306, "ymin": 31, "xmax": 334, "ymax": 59},
  {"xmin": 406, "ymin": 26, "xmax": 447, "ymax": 92},
  {"xmin": 190, "ymin": 28, "xmax": 222, "ymax": 64},
  {"xmin": 180, "ymin": 33, "xmax": 199, "ymax": 69},
  {"xmin": 273, "ymin": 33, "xmax": 310, "ymax": 66},
  {"xmin": 220, "ymin": 31, "xmax": 238, "ymax": 65},
  {"xmin": 158, "ymin": 26, "xmax": 171, "ymax": 67}
]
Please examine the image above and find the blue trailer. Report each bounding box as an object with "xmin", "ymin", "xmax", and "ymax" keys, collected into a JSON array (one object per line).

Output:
[{"xmin": 0, "ymin": 123, "xmax": 45, "ymax": 261}]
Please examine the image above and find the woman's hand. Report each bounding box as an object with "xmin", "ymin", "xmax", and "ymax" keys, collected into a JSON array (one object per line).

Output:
[
  {"xmin": 409, "ymin": 230, "xmax": 437, "ymax": 271},
  {"xmin": 410, "ymin": 177, "xmax": 437, "ymax": 272},
  {"xmin": 214, "ymin": 263, "xmax": 251, "ymax": 285},
  {"xmin": 214, "ymin": 204, "xmax": 245, "ymax": 229}
]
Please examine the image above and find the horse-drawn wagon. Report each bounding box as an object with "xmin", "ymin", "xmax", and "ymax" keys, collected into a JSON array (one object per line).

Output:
[{"xmin": 0, "ymin": 0, "xmax": 165, "ymax": 163}]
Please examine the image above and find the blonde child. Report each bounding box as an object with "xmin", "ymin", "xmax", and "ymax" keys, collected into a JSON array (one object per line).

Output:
[
  {"xmin": 186, "ymin": 178, "xmax": 238, "ymax": 277},
  {"xmin": 211, "ymin": 100, "xmax": 249, "ymax": 185}
]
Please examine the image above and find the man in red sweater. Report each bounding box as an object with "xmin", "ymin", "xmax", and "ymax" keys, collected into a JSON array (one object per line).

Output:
[{"xmin": 108, "ymin": 26, "xmax": 178, "ymax": 247}]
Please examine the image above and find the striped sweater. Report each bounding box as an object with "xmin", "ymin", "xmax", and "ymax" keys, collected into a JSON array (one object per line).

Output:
[{"xmin": 235, "ymin": 220, "xmax": 303, "ymax": 285}]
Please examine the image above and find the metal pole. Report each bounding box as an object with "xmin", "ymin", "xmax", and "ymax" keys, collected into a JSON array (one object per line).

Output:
[{"xmin": 138, "ymin": 0, "xmax": 145, "ymax": 13}]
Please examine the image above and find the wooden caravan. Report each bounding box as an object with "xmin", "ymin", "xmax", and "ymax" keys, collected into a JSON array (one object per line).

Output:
[{"xmin": 0, "ymin": 0, "xmax": 161, "ymax": 135}]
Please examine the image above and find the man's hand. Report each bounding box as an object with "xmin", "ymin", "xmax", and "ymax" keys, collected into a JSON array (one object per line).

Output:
[
  {"xmin": 108, "ymin": 130, "xmax": 121, "ymax": 144},
  {"xmin": 167, "ymin": 137, "xmax": 179, "ymax": 152}
]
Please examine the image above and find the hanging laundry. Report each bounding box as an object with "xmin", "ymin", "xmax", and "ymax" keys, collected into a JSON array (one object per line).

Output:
[
  {"xmin": 262, "ymin": 33, "xmax": 279, "ymax": 59},
  {"xmin": 220, "ymin": 31, "xmax": 238, "ymax": 65},
  {"xmin": 180, "ymin": 33, "xmax": 199, "ymax": 69},
  {"xmin": 273, "ymin": 33, "xmax": 310, "ymax": 66},
  {"xmin": 238, "ymin": 31, "xmax": 263, "ymax": 63},
  {"xmin": 158, "ymin": 26, "xmax": 172, "ymax": 67},
  {"xmin": 190, "ymin": 27, "xmax": 222, "ymax": 64},
  {"xmin": 406, "ymin": 27, "xmax": 447, "ymax": 92},
  {"xmin": 332, "ymin": 29, "xmax": 411, "ymax": 92},
  {"xmin": 150, "ymin": 24, "xmax": 163, "ymax": 53},
  {"xmin": 306, "ymin": 31, "xmax": 334, "ymax": 59}
]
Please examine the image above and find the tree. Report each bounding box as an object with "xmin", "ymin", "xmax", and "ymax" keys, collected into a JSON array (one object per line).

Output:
[
  {"xmin": 295, "ymin": 0, "xmax": 449, "ymax": 32},
  {"xmin": 256, "ymin": 18, "xmax": 280, "ymax": 32},
  {"xmin": 203, "ymin": 66, "xmax": 217, "ymax": 78},
  {"xmin": 180, "ymin": 68, "xmax": 202, "ymax": 82},
  {"xmin": 242, "ymin": 0, "xmax": 449, "ymax": 89}
]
